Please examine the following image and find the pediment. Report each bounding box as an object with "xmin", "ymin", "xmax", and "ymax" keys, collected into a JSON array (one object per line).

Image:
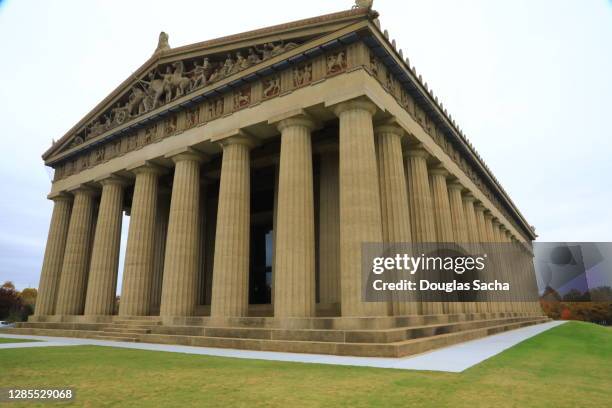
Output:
[{"xmin": 43, "ymin": 7, "xmax": 375, "ymax": 163}]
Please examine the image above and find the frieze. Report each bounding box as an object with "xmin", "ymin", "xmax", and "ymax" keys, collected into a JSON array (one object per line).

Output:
[
  {"xmin": 262, "ymin": 75, "xmax": 281, "ymax": 99},
  {"xmin": 293, "ymin": 63, "xmax": 313, "ymax": 88}
]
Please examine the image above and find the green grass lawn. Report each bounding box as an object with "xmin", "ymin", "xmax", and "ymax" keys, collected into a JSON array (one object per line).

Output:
[
  {"xmin": 0, "ymin": 321, "xmax": 610, "ymax": 408},
  {"xmin": 0, "ymin": 337, "xmax": 38, "ymax": 344}
]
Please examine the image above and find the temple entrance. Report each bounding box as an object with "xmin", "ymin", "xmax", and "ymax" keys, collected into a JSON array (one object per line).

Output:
[{"xmin": 249, "ymin": 166, "xmax": 275, "ymax": 306}]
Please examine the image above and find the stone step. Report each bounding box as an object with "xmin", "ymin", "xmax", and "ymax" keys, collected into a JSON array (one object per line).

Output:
[
  {"xmin": 112, "ymin": 316, "xmax": 162, "ymax": 321},
  {"xmin": 101, "ymin": 327, "xmax": 152, "ymax": 335},
  {"xmin": 4, "ymin": 317, "xmax": 550, "ymax": 357},
  {"xmin": 133, "ymin": 317, "xmax": 549, "ymax": 357},
  {"xmin": 112, "ymin": 320, "xmax": 162, "ymax": 326},
  {"xmin": 175, "ymin": 316, "xmax": 541, "ymax": 344},
  {"xmin": 90, "ymin": 335, "xmax": 139, "ymax": 342}
]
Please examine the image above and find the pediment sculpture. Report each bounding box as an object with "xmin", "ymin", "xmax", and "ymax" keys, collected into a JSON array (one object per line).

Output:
[{"xmin": 72, "ymin": 38, "xmax": 301, "ymax": 148}]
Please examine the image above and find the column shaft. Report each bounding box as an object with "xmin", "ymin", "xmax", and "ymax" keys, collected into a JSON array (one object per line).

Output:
[
  {"xmin": 119, "ymin": 165, "xmax": 161, "ymax": 316},
  {"xmin": 334, "ymin": 99, "xmax": 386, "ymax": 317},
  {"xmin": 447, "ymin": 183, "xmax": 469, "ymax": 242},
  {"xmin": 375, "ymin": 124, "xmax": 414, "ymax": 315},
  {"xmin": 405, "ymin": 145, "xmax": 440, "ymax": 314},
  {"xmin": 210, "ymin": 136, "xmax": 253, "ymax": 318},
  {"xmin": 430, "ymin": 167, "xmax": 458, "ymax": 313},
  {"xmin": 160, "ymin": 152, "xmax": 203, "ymax": 317},
  {"xmin": 150, "ymin": 189, "xmax": 170, "ymax": 313},
  {"xmin": 34, "ymin": 195, "xmax": 72, "ymax": 316},
  {"xmin": 55, "ymin": 187, "xmax": 97, "ymax": 315},
  {"xmin": 318, "ymin": 151, "xmax": 340, "ymax": 304},
  {"xmin": 273, "ymin": 117, "xmax": 316, "ymax": 318},
  {"xmin": 474, "ymin": 204, "xmax": 492, "ymax": 313},
  {"xmin": 84, "ymin": 177, "xmax": 125, "ymax": 316}
]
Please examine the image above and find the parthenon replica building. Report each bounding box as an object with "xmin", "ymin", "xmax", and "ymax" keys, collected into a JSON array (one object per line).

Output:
[{"xmin": 12, "ymin": 2, "xmax": 546, "ymax": 357}]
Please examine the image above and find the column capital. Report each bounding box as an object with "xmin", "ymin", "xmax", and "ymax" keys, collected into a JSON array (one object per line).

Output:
[
  {"xmin": 331, "ymin": 97, "xmax": 378, "ymax": 117},
  {"xmin": 67, "ymin": 184, "xmax": 98, "ymax": 197},
  {"xmin": 428, "ymin": 165, "xmax": 449, "ymax": 178},
  {"xmin": 165, "ymin": 147, "xmax": 208, "ymax": 164},
  {"xmin": 276, "ymin": 115, "xmax": 317, "ymax": 133},
  {"xmin": 374, "ymin": 119, "xmax": 404, "ymax": 138},
  {"xmin": 404, "ymin": 143, "xmax": 429, "ymax": 159},
  {"xmin": 483, "ymin": 210, "xmax": 494, "ymax": 220},
  {"xmin": 462, "ymin": 192, "xmax": 476, "ymax": 203},
  {"xmin": 47, "ymin": 191, "xmax": 72, "ymax": 202},
  {"xmin": 216, "ymin": 130, "xmax": 259, "ymax": 149},
  {"xmin": 447, "ymin": 180, "xmax": 464, "ymax": 191},
  {"xmin": 492, "ymin": 218, "xmax": 501, "ymax": 226},
  {"xmin": 268, "ymin": 109, "xmax": 318, "ymax": 133},
  {"xmin": 127, "ymin": 161, "xmax": 168, "ymax": 176},
  {"xmin": 94, "ymin": 174, "xmax": 130, "ymax": 187},
  {"xmin": 474, "ymin": 202, "xmax": 487, "ymax": 212}
]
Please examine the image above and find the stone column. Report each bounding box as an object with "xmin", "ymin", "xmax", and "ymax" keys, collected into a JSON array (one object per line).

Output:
[
  {"xmin": 84, "ymin": 176, "xmax": 127, "ymax": 316},
  {"xmin": 429, "ymin": 166, "xmax": 459, "ymax": 314},
  {"xmin": 462, "ymin": 193, "xmax": 479, "ymax": 244},
  {"xmin": 493, "ymin": 219, "xmax": 516, "ymax": 313},
  {"xmin": 374, "ymin": 122, "xmax": 414, "ymax": 315},
  {"xmin": 429, "ymin": 167, "xmax": 454, "ymax": 242},
  {"xmin": 461, "ymin": 193, "xmax": 480, "ymax": 313},
  {"xmin": 273, "ymin": 116, "xmax": 316, "ymax": 318},
  {"xmin": 484, "ymin": 211, "xmax": 504, "ymax": 313},
  {"xmin": 405, "ymin": 144, "xmax": 441, "ymax": 314},
  {"xmin": 119, "ymin": 163, "xmax": 165, "ymax": 317},
  {"xmin": 404, "ymin": 144, "xmax": 436, "ymax": 242},
  {"xmin": 333, "ymin": 98, "xmax": 387, "ymax": 317},
  {"xmin": 150, "ymin": 188, "xmax": 171, "ymax": 313},
  {"xmin": 447, "ymin": 181, "xmax": 468, "ymax": 314},
  {"xmin": 55, "ymin": 186, "xmax": 97, "ymax": 315},
  {"xmin": 447, "ymin": 182, "xmax": 469, "ymax": 243},
  {"xmin": 474, "ymin": 203, "xmax": 492, "ymax": 313},
  {"xmin": 34, "ymin": 193, "xmax": 72, "ymax": 316},
  {"xmin": 318, "ymin": 150, "xmax": 340, "ymax": 305},
  {"xmin": 210, "ymin": 134, "xmax": 255, "ymax": 319},
  {"xmin": 160, "ymin": 149, "xmax": 205, "ymax": 318}
]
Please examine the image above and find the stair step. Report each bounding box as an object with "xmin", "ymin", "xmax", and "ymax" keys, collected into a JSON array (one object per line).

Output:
[
  {"xmin": 100, "ymin": 328, "xmax": 151, "ymax": 335},
  {"xmin": 91, "ymin": 335, "xmax": 139, "ymax": 342}
]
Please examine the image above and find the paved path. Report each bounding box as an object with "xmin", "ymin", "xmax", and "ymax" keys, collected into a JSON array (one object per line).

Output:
[{"xmin": 0, "ymin": 321, "xmax": 566, "ymax": 372}]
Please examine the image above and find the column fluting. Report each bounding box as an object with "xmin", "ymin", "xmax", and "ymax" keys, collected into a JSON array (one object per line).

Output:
[
  {"xmin": 55, "ymin": 186, "xmax": 97, "ymax": 315},
  {"xmin": 333, "ymin": 98, "xmax": 387, "ymax": 317},
  {"xmin": 374, "ymin": 123, "xmax": 414, "ymax": 315},
  {"xmin": 210, "ymin": 135, "xmax": 254, "ymax": 319},
  {"xmin": 160, "ymin": 150, "xmax": 204, "ymax": 318},
  {"xmin": 405, "ymin": 144, "xmax": 441, "ymax": 314},
  {"xmin": 273, "ymin": 116, "xmax": 316, "ymax": 318},
  {"xmin": 34, "ymin": 193, "xmax": 72, "ymax": 316},
  {"xmin": 119, "ymin": 163, "xmax": 164, "ymax": 317},
  {"xmin": 318, "ymin": 150, "xmax": 340, "ymax": 305},
  {"xmin": 84, "ymin": 176, "xmax": 126, "ymax": 316}
]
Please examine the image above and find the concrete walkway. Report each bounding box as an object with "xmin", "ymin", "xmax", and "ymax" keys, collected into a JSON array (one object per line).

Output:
[{"xmin": 0, "ymin": 320, "xmax": 565, "ymax": 372}]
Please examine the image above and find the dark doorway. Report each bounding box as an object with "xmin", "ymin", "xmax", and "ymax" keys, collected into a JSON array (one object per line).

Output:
[{"xmin": 249, "ymin": 166, "xmax": 275, "ymax": 305}]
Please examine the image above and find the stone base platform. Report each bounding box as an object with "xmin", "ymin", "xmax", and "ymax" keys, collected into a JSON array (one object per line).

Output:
[{"xmin": 6, "ymin": 313, "xmax": 550, "ymax": 358}]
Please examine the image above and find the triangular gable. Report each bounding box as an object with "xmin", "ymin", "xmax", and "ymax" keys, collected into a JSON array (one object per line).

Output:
[{"xmin": 43, "ymin": 7, "xmax": 375, "ymax": 162}]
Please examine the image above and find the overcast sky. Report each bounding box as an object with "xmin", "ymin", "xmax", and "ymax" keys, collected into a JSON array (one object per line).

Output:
[{"xmin": 0, "ymin": 0, "xmax": 610, "ymax": 290}]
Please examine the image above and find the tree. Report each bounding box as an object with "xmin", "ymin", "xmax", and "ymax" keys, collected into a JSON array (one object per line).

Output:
[
  {"xmin": 0, "ymin": 281, "xmax": 21, "ymax": 320},
  {"xmin": 20, "ymin": 288, "xmax": 37, "ymax": 307}
]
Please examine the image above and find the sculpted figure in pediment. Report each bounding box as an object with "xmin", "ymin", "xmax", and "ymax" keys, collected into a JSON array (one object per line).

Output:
[
  {"xmin": 163, "ymin": 61, "xmax": 191, "ymax": 101},
  {"xmin": 247, "ymin": 48, "xmax": 261, "ymax": 65},
  {"xmin": 190, "ymin": 58, "xmax": 212, "ymax": 91},
  {"xmin": 222, "ymin": 54, "xmax": 234, "ymax": 77},
  {"xmin": 139, "ymin": 72, "xmax": 166, "ymax": 111}
]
